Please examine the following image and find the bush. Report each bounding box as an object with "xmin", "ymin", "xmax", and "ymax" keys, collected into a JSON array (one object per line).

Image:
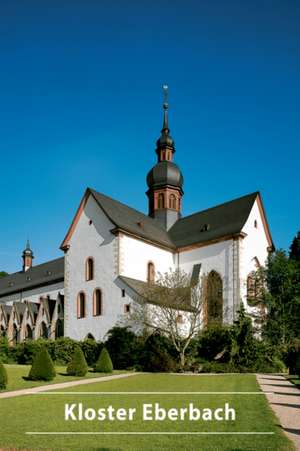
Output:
[
  {"xmin": 0, "ymin": 362, "xmax": 7, "ymax": 389},
  {"xmin": 105, "ymin": 327, "xmax": 140, "ymax": 369},
  {"xmin": 28, "ymin": 347, "xmax": 56, "ymax": 381},
  {"xmin": 196, "ymin": 324, "xmax": 232, "ymax": 361},
  {"xmin": 139, "ymin": 334, "xmax": 178, "ymax": 372},
  {"xmin": 67, "ymin": 347, "xmax": 88, "ymax": 376},
  {"xmin": 0, "ymin": 337, "xmax": 9, "ymax": 364},
  {"xmin": 48, "ymin": 337, "xmax": 78, "ymax": 364},
  {"xmin": 94, "ymin": 348, "xmax": 113, "ymax": 373},
  {"xmin": 284, "ymin": 338, "xmax": 300, "ymax": 374},
  {"xmin": 15, "ymin": 339, "xmax": 48, "ymax": 365},
  {"xmin": 80, "ymin": 339, "xmax": 103, "ymax": 366},
  {"xmin": 295, "ymin": 353, "xmax": 300, "ymax": 377}
]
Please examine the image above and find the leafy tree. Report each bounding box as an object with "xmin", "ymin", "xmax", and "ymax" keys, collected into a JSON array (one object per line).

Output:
[
  {"xmin": 126, "ymin": 268, "xmax": 203, "ymax": 369},
  {"xmin": 94, "ymin": 348, "xmax": 113, "ymax": 373},
  {"xmin": 230, "ymin": 304, "xmax": 257, "ymax": 369},
  {"xmin": 289, "ymin": 230, "xmax": 300, "ymax": 262},
  {"xmin": 67, "ymin": 347, "xmax": 88, "ymax": 376},
  {"xmin": 262, "ymin": 250, "xmax": 300, "ymax": 345},
  {"xmin": 28, "ymin": 347, "xmax": 56, "ymax": 381},
  {"xmin": 0, "ymin": 362, "xmax": 8, "ymax": 389},
  {"xmin": 0, "ymin": 271, "xmax": 8, "ymax": 278}
]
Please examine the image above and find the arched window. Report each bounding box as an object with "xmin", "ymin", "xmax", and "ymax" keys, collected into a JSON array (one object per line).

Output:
[
  {"xmin": 40, "ymin": 322, "xmax": 48, "ymax": 339},
  {"xmin": 247, "ymin": 271, "xmax": 263, "ymax": 304},
  {"xmin": 157, "ymin": 193, "xmax": 165, "ymax": 209},
  {"xmin": 77, "ymin": 292, "xmax": 86, "ymax": 319},
  {"xmin": 86, "ymin": 257, "xmax": 94, "ymax": 281},
  {"xmin": 206, "ymin": 271, "xmax": 223, "ymax": 325},
  {"xmin": 55, "ymin": 319, "xmax": 64, "ymax": 338},
  {"xmin": 147, "ymin": 262, "xmax": 155, "ymax": 283},
  {"xmin": 26, "ymin": 325, "xmax": 33, "ymax": 339},
  {"xmin": 86, "ymin": 333, "xmax": 95, "ymax": 340},
  {"xmin": 13, "ymin": 324, "xmax": 19, "ymax": 345},
  {"xmin": 93, "ymin": 289, "xmax": 102, "ymax": 316},
  {"xmin": 169, "ymin": 194, "xmax": 176, "ymax": 209}
]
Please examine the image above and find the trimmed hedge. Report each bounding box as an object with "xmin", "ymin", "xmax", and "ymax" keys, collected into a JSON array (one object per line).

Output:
[
  {"xmin": 0, "ymin": 362, "xmax": 7, "ymax": 389},
  {"xmin": 94, "ymin": 348, "xmax": 113, "ymax": 373},
  {"xmin": 28, "ymin": 347, "xmax": 56, "ymax": 381},
  {"xmin": 67, "ymin": 347, "xmax": 88, "ymax": 376}
]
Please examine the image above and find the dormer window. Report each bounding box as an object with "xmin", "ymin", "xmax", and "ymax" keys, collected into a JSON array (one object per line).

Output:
[
  {"xmin": 86, "ymin": 257, "xmax": 94, "ymax": 281},
  {"xmin": 201, "ymin": 224, "xmax": 210, "ymax": 232}
]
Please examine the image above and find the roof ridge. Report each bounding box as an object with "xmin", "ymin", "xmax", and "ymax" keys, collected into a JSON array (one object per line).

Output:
[
  {"xmin": 176, "ymin": 191, "xmax": 259, "ymax": 223},
  {"xmin": 89, "ymin": 188, "xmax": 170, "ymax": 232},
  {"xmin": 1, "ymin": 256, "xmax": 64, "ymax": 280}
]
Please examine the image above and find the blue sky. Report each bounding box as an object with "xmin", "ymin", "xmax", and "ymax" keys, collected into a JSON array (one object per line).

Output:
[{"xmin": 0, "ymin": 0, "xmax": 299, "ymax": 273}]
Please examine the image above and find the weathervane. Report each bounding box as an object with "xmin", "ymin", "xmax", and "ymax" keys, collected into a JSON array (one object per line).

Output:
[{"xmin": 163, "ymin": 84, "xmax": 169, "ymax": 110}]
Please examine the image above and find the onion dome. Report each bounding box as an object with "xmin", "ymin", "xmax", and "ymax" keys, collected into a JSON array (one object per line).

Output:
[
  {"xmin": 22, "ymin": 240, "xmax": 34, "ymax": 258},
  {"xmin": 147, "ymin": 160, "xmax": 184, "ymax": 190}
]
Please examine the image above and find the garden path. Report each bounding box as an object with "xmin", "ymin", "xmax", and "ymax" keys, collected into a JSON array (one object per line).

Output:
[
  {"xmin": 0, "ymin": 372, "xmax": 137, "ymax": 399},
  {"xmin": 256, "ymin": 374, "xmax": 300, "ymax": 450}
]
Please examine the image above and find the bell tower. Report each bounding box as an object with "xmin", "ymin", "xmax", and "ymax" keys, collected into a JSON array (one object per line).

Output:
[
  {"xmin": 22, "ymin": 240, "xmax": 34, "ymax": 272},
  {"xmin": 146, "ymin": 85, "xmax": 184, "ymax": 230}
]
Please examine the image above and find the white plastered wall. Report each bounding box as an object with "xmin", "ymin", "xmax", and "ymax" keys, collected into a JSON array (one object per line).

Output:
[
  {"xmin": 64, "ymin": 195, "xmax": 134, "ymax": 341},
  {"xmin": 119, "ymin": 234, "xmax": 175, "ymax": 281},
  {"xmin": 240, "ymin": 198, "xmax": 270, "ymax": 313}
]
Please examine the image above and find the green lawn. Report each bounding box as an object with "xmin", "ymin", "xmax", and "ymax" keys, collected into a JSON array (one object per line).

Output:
[
  {"xmin": 2, "ymin": 364, "xmax": 124, "ymax": 392},
  {"xmin": 0, "ymin": 373, "xmax": 294, "ymax": 451}
]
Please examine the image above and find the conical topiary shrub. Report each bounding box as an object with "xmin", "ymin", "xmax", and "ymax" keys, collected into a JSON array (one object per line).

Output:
[
  {"xmin": 28, "ymin": 347, "xmax": 56, "ymax": 381},
  {"xmin": 94, "ymin": 348, "xmax": 113, "ymax": 373},
  {"xmin": 67, "ymin": 347, "xmax": 88, "ymax": 376},
  {"xmin": 0, "ymin": 362, "xmax": 7, "ymax": 390}
]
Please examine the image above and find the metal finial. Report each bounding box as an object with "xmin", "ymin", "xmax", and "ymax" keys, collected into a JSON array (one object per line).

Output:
[
  {"xmin": 162, "ymin": 84, "xmax": 169, "ymax": 110},
  {"xmin": 26, "ymin": 239, "xmax": 30, "ymax": 250}
]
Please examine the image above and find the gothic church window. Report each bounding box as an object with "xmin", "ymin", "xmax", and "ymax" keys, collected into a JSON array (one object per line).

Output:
[
  {"xmin": 86, "ymin": 257, "xmax": 94, "ymax": 281},
  {"xmin": 247, "ymin": 271, "xmax": 263, "ymax": 304},
  {"xmin": 206, "ymin": 270, "xmax": 223, "ymax": 325}
]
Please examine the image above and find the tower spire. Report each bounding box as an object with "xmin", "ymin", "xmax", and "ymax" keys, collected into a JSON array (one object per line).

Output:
[
  {"xmin": 146, "ymin": 85, "xmax": 184, "ymax": 230},
  {"xmin": 156, "ymin": 84, "xmax": 175, "ymax": 161},
  {"xmin": 162, "ymin": 84, "xmax": 169, "ymax": 131}
]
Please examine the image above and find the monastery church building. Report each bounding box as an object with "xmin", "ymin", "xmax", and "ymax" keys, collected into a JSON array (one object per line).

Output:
[{"xmin": 0, "ymin": 95, "xmax": 274, "ymax": 344}]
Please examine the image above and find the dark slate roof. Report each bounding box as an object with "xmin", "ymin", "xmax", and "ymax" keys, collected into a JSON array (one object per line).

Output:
[
  {"xmin": 118, "ymin": 275, "xmax": 194, "ymax": 312},
  {"xmin": 0, "ymin": 257, "xmax": 64, "ymax": 299},
  {"xmin": 169, "ymin": 192, "xmax": 259, "ymax": 248},
  {"xmin": 89, "ymin": 189, "xmax": 259, "ymax": 250},
  {"xmin": 90, "ymin": 189, "xmax": 175, "ymax": 249}
]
